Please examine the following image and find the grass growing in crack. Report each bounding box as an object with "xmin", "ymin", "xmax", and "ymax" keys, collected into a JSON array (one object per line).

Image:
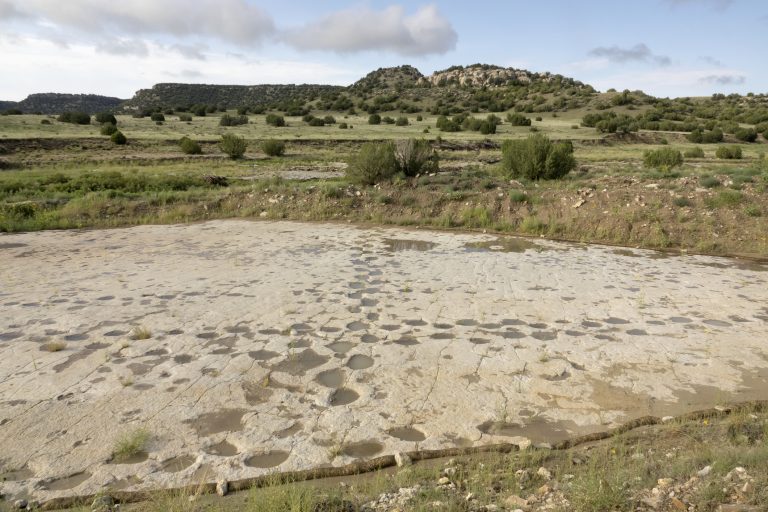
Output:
[
  {"xmin": 42, "ymin": 341, "xmax": 67, "ymax": 352},
  {"xmin": 119, "ymin": 376, "xmax": 134, "ymax": 387},
  {"xmin": 112, "ymin": 428, "xmax": 150, "ymax": 462},
  {"xmin": 129, "ymin": 325, "xmax": 152, "ymax": 340}
]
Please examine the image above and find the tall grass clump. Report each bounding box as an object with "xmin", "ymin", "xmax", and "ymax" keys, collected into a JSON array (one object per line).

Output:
[
  {"xmin": 501, "ymin": 134, "xmax": 575, "ymax": 180},
  {"xmin": 346, "ymin": 142, "xmax": 398, "ymax": 185},
  {"xmin": 261, "ymin": 139, "xmax": 285, "ymax": 157},
  {"xmin": 220, "ymin": 133, "xmax": 247, "ymax": 159},
  {"xmin": 179, "ymin": 137, "xmax": 202, "ymax": 155},
  {"xmin": 716, "ymin": 145, "xmax": 743, "ymax": 159},
  {"xmin": 643, "ymin": 147, "xmax": 684, "ymax": 170}
]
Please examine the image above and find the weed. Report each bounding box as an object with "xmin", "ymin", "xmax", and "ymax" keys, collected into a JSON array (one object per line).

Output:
[
  {"xmin": 42, "ymin": 341, "xmax": 67, "ymax": 352},
  {"xmin": 112, "ymin": 428, "xmax": 150, "ymax": 462},
  {"xmin": 129, "ymin": 325, "xmax": 152, "ymax": 340}
]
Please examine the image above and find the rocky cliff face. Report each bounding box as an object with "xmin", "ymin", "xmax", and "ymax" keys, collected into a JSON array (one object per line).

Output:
[{"xmin": 423, "ymin": 64, "xmax": 580, "ymax": 88}]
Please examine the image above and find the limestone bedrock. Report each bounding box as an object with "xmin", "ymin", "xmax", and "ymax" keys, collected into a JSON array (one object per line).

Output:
[{"xmin": 0, "ymin": 220, "xmax": 766, "ymax": 501}]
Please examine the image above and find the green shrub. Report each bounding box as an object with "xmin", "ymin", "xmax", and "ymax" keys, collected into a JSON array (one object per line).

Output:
[
  {"xmin": 57, "ymin": 111, "xmax": 91, "ymax": 125},
  {"xmin": 509, "ymin": 190, "xmax": 529, "ymax": 203},
  {"xmin": 643, "ymin": 148, "xmax": 684, "ymax": 170},
  {"xmin": 436, "ymin": 115, "xmax": 461, "ymax": 132},
  {"xmin": 395, "ymin": 116, "xmax": 409, "ymax": 126},
  {"xmin": 219, "ymin": 114, "xmax": 248, "ymax": 126},
  {"xmin": 416, "ymin": 115, "xmax": 423, "ymax": 122},
  {"xmin": 506, "ymin": 113, "xmax": 531, "ymax": 126},
  {"xmin": 323, "ymin": 115, "xmax": 336, "ymax": 124},
  {"xmin": 368, "ymin": 114, "xmax": 381, "ymax": 125},
  {"xmin": 347, "ymin": 142, "xmax": 399, "ymax": 185},
  {"xmin": 111, "ymin": 131, "xmax": 127, "ymax": 145},
  {"xmin": 192, "ymin": 105, "xmax": 207, "ymax": 116},
  {"xmin": 707, "ymin": 189, "xmax": 743, "ymax": 208},
  {"xmin": 673, "ymin": 197, "xmax": 693, "ymax": 207},
  {"xmin": 220, "ymin": 133, "xmax": 247, "ymax": 159},
  {"xmin": 179, "ymin": 137, "xmax": 202, "ymax": 155},
  {"xmin": 763, "ymin": 129, "xmax": 768, "ymax": 141},
  {"xmin": 501, "ymin": 134, "xmax": 576, "ymax": 180},
  {"xmin": 308, "ymin": 118, "xmax": 325, "ymax": 126},
  {"xmin": 683, "ymin": 147, "xmax": 705, "ymax": 158},
  {"xmin": 700, "ymin": 176, "xmax": 721, "ymax": 188},
  {"xmin": 260, "ymin": 139, "xmax": 285, "ymax": 157},
  {"xmin": 716, "ymin": 145, "xmax": 742, "ymax": 159},
  {"xmin": 150, "ymin": 112, "xmax": 165, "ymax": 122},
  {"xmin": 2, "ymin": 108, "xmax": 22, "ymax": 116},
  {"xmin": 382, "ymin": 116, "xmax": 395, "ymax": 125},
  {"xmin": 40, "ymin": 119, "xmax": 51, "ymax": 125},
  {"xmin": 735, "ymin": 128, "xmax": 758, "ymax": 143},
  {"xmin": 393, "ymin": 139, "xmax": 438, "ymax": 176},
  {"xmin": 338, "ymin": 122, "xmax": 348, "ymax": 129},
  {"xmin": 94, "ymin": 112, "xmax": 117, "ymax": 125},
  {"xmin": 178, "ymin": 114, "xmax": 192, "ymax": 122},
  {"xmin": 100, "ymin": 123, "xmax": 118, "ymax": 136},
  {"xmin": 265, "ymin": 114, "xmax": 285, "ymax": 127},
  {"xmin": 687, "ymin": 128, "xmax": 723, "ymax": 143}
]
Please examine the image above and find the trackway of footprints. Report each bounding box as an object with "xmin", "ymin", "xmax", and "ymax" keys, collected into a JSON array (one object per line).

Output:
[{"xmin": 1, "ymin": 220, "xmax": 767, "ymax": 500}]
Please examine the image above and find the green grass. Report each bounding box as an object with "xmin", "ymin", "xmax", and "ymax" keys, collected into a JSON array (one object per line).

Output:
[{"xmin": 112, "ymin": 429, "xmax": 150, "ymax": 462}]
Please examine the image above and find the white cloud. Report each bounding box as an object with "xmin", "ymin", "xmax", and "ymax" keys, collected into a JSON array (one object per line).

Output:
[
  {"xmin": 699, "ymin": 74, "xmax": 746, "ymax": 85},
  {"xmin": 663, "ymin": 0, "xmax": 734, "ymax": 11},
  {"xmin": 1, "ymin": 0, "xmax": 275, "ymax": 45},
  {"xmin": 282, "ymin": 4, "xmax": 457, "ymax": 56},
  {"xmin": 0, "ymin": 36, "xmax": 361, "ymax": 100},
  {"xmin": 589, "ymin": 43, "xmax": 671, "ymax": 67},
  {"xmin": 95, "ymin": 38, "xmax": 149, "ymax": 57},
  {"xmin": 588, "ymin": 68, "xmax": 749, "ymax": 97}
]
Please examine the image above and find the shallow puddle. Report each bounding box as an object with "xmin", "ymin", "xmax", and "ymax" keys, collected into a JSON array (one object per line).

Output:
[
  {"xmin": 383, "ymin": 239, "xmax": 437, "ymax": 252},
  {"xmin": 330, "ymin": 388, "xmax": 359, "ymax": 406},
  {"xmin": 44, "ymin": 472, "xmax": 91, "ymax": 491},
  {"xmin": 388, "ymin": 426, "xmax": 426, "ymax": 442},
  {"xmin": 245, "ymin": 450, "xmax": 290, "ymax": 468},
  {"xmin": 186, "ymin": 409, "xmax": 247, "ymax": 437},
  {"xmin": 205, "ymin": 440, "xmax": 239, "ymax": 457},
  {"xmin": 161, "ymin": 455, "xmax": 196, "ymax": 473},
  {"xmin": 342, "ymin": 441, "xmax": 384, "ymax": 458}
]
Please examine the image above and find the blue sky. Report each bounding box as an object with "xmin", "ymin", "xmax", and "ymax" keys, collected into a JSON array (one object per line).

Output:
[{"xmin": 0, "ymin": 0, "xmax": 766, "ymax": 100}]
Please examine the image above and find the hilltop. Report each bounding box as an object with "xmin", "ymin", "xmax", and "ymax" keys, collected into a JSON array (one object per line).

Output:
[{"xmin": 0, "ymin": 93, "xmax": 124, "ymax": 115}]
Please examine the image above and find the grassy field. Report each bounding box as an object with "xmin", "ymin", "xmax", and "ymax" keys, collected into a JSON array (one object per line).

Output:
[{"xmin": 1, "ymin": 110, "xmax": 767, "ymax": 257}]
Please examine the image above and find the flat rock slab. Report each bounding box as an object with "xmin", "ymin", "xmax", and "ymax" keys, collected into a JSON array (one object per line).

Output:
[{"xmin": 1, "ymin": 220, "xmax": 767, "ymax": 501}]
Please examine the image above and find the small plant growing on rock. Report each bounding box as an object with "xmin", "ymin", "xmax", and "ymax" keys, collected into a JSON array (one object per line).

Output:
[
  {"xmin": 42, "ymin": 341, "xmax": 67, "ymax": 352},
  {"xmin": 129, "ymin": 325, "xmax": 152, "ymax": 340},
  {"xmin": 112, "ymin": 429, "xmax": 150, "ymax": 462}
]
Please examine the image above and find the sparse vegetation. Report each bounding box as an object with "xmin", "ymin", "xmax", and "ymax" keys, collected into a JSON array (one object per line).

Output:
[
  {"xmin": 260, "ymin": 139, "xmax": 285, "ymax": 157},
  {"xmin": 129, "ymin": 325, "xmax": 152, "ymax": 340},
  {"xmin": 716, "ymin": 145, "xmax": 743, "ymax": 160},
  {"xmin": 110, "ymin": 131, "xmax": 127, "ymax": 145},
  {"xmin": 643, "ymin": 148, "xmax": 684, "ymax": 170},
  {"xmin": 179, "ymin": 136, "xmax": 202, "ymax": 155},
  {"xmin": 501, "ymin": 134, "xmax": 576, "ymax": 180},
  {"xmin": 112, "ymin": 428, "xmax": 150, "ymax": 462},
  {"xmin": 220, "ymin": 133, "xmax": 247, "ymax": 159}
]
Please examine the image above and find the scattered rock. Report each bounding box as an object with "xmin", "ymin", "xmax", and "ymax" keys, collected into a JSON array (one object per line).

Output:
[
  {"xmin": 536, "ymin": 467, "xmax": 551, "ymax": 480},
  {"xmin": 14, "ymin": 500, "xmax": 28, "ymax": 510},
  {"xmin": 216, "ymin": 479, "xmax": 228, "ymax": 496},
  {"xmin": 697, "ymin": 465, "xmax": 712, "ymax": 477},
  {"xmin": 504, "ymin": 495, "xmax": 529, "ymax": 510},
  {"xmin": 394, "ymin": 452, "xmax": 412, "ymax": 467},
  {"xmin": 91, "ymin": 495, "xmax": 115, "ymax": 511}
]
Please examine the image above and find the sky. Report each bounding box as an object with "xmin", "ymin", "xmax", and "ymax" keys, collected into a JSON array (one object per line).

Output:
[{"xmin": 0, "ymin": 0, "xmax": 766, "ymax": 101}]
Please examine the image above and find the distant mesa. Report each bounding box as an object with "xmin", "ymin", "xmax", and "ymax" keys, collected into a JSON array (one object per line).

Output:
[{"xmin": 1, "ymin": 63, "xmax": 590, "ymax": 114}]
